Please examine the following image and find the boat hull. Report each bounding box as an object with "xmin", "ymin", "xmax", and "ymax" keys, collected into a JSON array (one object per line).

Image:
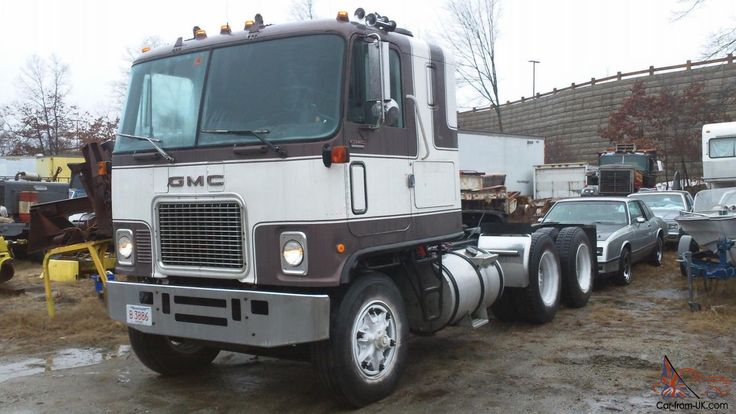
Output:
[{"xmin": 675, "ymin": 213, "xmax": 736, "ymax": 264}]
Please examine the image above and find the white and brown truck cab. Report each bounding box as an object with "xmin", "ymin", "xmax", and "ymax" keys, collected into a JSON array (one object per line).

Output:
[{"xmin": 107, "ymin": 9, "xmax": 595, "ymax": 407}]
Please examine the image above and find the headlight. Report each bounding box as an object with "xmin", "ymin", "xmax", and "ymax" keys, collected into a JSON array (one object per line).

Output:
[
  {"xmin": 282, "ymin": 240, "xmax": 304, "ymax": 266},
  {"xmin": 116, "ymin": 229, "xmax": 135, "ymax": 265},
  {"xmin": 280, "ymin": 232, "xmax": 308, "ymax": 275},
  {"xmin": 118, "ymin": 236, "xmax": 133, "ymax": 258},
  {"xmin": 668, "ymin": 223, "xmax": 679, "ymax": 229}
]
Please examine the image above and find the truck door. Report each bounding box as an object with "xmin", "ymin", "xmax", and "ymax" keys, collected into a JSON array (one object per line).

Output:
[
  {"xmin": 410, "ymin": 45, "xmax": 460, "ymax": 217},
  {"xmin": 343, "ymin": 38, "xmax": 414, "ymax": 238}
]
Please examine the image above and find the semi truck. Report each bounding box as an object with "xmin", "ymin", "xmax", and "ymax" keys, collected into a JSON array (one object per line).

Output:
[
  {"xmin": 598, "ymin": 144, "xmax": 660, "ymax": 195},
  {"xmin": 106, "ymin": 10, "xmax": 595, "ymax": 406}
]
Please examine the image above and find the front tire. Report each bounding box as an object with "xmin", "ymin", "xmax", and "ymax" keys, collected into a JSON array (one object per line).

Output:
[
  {"xmin": 518, "ymin": 233, "xmax": 561, "ymax": 323},
  {"xmin": 128, "ymin": 328, "xmax": 220, "ymax": 375},
  {"xmin": 312, "ymin": 273, "xmax": 408, "ymax": 407},
  {"xmin": 555, "ymin": 227, "xmax": 594, "ymax": 308},
  {"xmin": 612, "ymin": 247, "xmax": 632, "ymax": 286}
]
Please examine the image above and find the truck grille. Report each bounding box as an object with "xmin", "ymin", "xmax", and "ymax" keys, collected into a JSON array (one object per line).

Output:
[
  {"xmin": 157, "ymin": 202, "xmax": 245, "ymax": 269},
  {"xmin": 600, "ymin": 170, "xmax": 633, "ymax": 195},
  {"xmin": 135, "ymin": 228, "xmax": 152, "ymax": 264}
]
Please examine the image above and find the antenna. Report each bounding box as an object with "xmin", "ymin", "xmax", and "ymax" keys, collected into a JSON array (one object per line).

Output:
[{"xmin": 225, "ymin": 0, "xmax": 230, "ymax": 27}]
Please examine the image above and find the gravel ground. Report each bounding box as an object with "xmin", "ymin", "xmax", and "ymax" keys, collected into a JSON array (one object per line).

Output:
[{"xmin": 0, "ymin": 251, "xmax": 734, "ymax": 413}]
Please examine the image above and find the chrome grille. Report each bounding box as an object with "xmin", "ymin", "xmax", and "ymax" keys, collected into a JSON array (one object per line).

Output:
[
  {"xmin": 600, "ymin": 170, "xmax": 633, "ymax": 195},
  {"xmin": 157, "ymin": 202, "xmax": 244, "ymax": 269},
  {"xmin": 135, "ymin": 228, "xmax": 152, "ymax": 264}
]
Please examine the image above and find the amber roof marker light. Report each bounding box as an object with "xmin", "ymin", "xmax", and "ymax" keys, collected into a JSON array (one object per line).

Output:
[{"xmin": 337, "ymin": 10, "xmax": 349, "ymax": 22}]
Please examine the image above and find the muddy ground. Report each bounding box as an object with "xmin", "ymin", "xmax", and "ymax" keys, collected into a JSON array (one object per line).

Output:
[{"xmin": 1, "ymin": 251, "xmax": 734, "ymax": 413}]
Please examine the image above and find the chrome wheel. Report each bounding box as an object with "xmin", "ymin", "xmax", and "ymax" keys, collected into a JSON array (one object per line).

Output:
[
  {"xmin": 352, "ymin": 301, "xmax": 398, "ymax": 380},
  {"xmin": 623, "ymin": 254, "xmax": 631, "ymax": 282},
  {"xmin": 575, "ymin": 243, "xmax": 593, "ymax": 293},
  {"xmin": 656, "ymin": 239, "xmax": 663, "ymax": 263},
  {"xmin": 538, "ymin": 251, "xmax": 560, "ymax": 307}
]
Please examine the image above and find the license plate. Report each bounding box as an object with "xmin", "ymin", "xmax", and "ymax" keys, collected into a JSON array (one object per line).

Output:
[{"xmin": 126, "ymin": 304, "xmax": 152, "ymax": 326}]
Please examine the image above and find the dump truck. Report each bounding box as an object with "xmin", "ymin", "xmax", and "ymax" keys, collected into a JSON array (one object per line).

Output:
[
  {"xmin": 598, "ymin": 144, "xmax": 660, "ymax": 195},
  {"xmin": 105, "ymin": 10, "xmax": 595, "ymax": 406}
]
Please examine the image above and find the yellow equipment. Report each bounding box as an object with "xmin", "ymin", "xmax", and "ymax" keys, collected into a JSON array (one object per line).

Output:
[
  {"xmin": 42, "ymin": 240, "xmax": 112, "ymax": 317},
  {"xmin": 48, "ymin": 259, "xmax": 80, "ymax": 282},
  {"xmin": 0, "ymin": 236, "xmax": 14, "ymax": 283}
]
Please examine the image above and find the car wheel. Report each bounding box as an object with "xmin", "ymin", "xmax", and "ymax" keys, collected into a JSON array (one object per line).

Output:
[
  {"xmin": 612, "ymin": 247, "xmax": 632, "ymax": 286},
  {"xmin": 648, "ymin": 235, "xmax": 664, "ymax": 266},
  {"xmin": 312, "ymin": 273, "xmax": 408, "ymax": 407},
  {"xmin": 555, "ymin": 227, "xmax": 593, "ymax": 308}
]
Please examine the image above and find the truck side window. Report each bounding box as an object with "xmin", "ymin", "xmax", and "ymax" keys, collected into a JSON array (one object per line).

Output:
[{"xmin": 347, "ymin": 42, "xmax": 404, "ymax": 128}]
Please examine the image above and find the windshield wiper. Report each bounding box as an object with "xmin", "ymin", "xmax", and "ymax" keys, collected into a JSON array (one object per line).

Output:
[
  {"xmin": 117, "ymin": 133, "xmax": 175, "ymax": 163},
  {"xmin": 200, "ymin": 129, "xmax": 287, "ymax": 158}
]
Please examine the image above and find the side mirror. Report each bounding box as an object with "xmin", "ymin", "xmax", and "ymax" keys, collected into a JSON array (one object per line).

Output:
[
  {"xmin": 365, "ymin": 36, "xmax": 392, "ymax": 128},
  {"xmin": 635, "ymin": 217, "xmax": 646, "ymax": 224},
  {"xmin": 657, "ymin": 160, "xmax": 664, "ymax": 172},
  {"xmin": 537, "ymin": 217, "xmax": 544, "ymax": 223}
]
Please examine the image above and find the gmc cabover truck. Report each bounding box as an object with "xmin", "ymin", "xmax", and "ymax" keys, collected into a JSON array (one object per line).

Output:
[{"xmin": 107, "ymin": 10, "xmax": 595, "ymax": 406}]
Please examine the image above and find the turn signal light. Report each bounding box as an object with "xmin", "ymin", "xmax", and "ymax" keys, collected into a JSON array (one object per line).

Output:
[
  {"xmin": 337, "ymin": 10, "xmax": 349, "ymax": 21},
  {"xmin": 331, "ymin": 146, "xmax": 349, "ymax": 164},
  {"xmin": 336, "ymin": 243, "xmax": 346, "ymax": 254},
  {"xmin": 194, "ymin": 28, "xmax": 207, "ymax": 39},
  {"xmin": 97, "ymin": 161, "xmax": 108, "ymax": 176},
  {"xmin": 141, "ymin": 47, "xmax": 151, "ymax": 53}
]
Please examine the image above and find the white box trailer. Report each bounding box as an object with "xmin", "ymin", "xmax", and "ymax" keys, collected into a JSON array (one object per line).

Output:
[
  {"xmin": 534, "ymin": 163, "xmax": 595, "ymax": 199},
  {"xmin": 702, "ymin": 122, "xmax": 736, "ymax": 188},
  {"xmin": 458, "ymin": 131, "xmax": 544, "ymax": 196},
  {"xmin": 0, "ymin": 157, "xmax": 36, "ymax": 179}
]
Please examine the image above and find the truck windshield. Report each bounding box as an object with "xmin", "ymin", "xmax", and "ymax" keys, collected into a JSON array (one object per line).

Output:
[
  {"xmin": 200, "ymin": 35, "xmax": 344, "ymax": 146},
  {"xmin": 599, "ymin": 154, "xmax": 648, "ymax": 171},
  {"xmin": 544, "ymin": 201, "xmax": 628, "ymax": 225},
  {"xmin": 115, "ymin": 34, "xmax": 345, "ymax": 154},
  {"xmin": 117, "ymin": 52, "xmax": 209, "ymax": 152}
]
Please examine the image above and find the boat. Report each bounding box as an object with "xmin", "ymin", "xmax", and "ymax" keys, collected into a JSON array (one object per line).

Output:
[{"xmin": 675, "ymin": 187, "xmax": 736, "ymax": 264}]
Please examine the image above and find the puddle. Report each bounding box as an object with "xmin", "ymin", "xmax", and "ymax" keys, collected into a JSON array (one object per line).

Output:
[{"xmin": 0, "ymin": 345, "xmax": 129, "ymax": 383}]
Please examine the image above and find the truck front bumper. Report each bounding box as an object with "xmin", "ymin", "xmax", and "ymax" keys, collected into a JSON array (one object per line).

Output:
[{"xmin": 107, "ymin": 281, "xmax": 330, "ymax": 348}]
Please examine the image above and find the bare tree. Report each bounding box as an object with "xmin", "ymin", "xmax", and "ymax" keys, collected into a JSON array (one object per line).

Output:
[
  {"xmin": 704, "ymin": 27, "xmax": 736, "ymax": 58},
  {"xmin": 447, "ymin": 0, "xmax": 503, "ymax": 132},
  {"xmin": 0, "ymin": 55, "xmax": 80, "ymax": 155},
  {"xmin": 290, "ymin": 0, "xmax": 316, "ymax": 21},
  {"xmin": 110, "ymin": 36, "xmax": 164, "ymax": 111},
  {"xmin": 671, "ymin": 0, "xmax": 735, "ymax": 58}
]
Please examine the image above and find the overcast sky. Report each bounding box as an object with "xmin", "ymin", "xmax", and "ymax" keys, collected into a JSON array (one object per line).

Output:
[{"xmin": 0, "ymin": 0, "xmax": 733, "ymax": 115}]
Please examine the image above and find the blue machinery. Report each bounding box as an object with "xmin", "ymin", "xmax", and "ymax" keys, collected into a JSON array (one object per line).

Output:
[{"xmin": 678, "ymin": 236, "xmax": 736, "ymax": 311}]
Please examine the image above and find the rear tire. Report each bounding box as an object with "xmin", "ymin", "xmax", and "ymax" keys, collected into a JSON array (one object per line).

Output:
[
  {"xmin": 518, "ymin": 233, "xmax": 561, "ymax": 323},
  {"xmin": 312, "ymin": 273, "xmax": 408, "ymax": 407},
  {"xmin": 555, "ymin": 227, "xmax": 593, "ymax": 308},
  {"xmin": 612, "ymin": 247, "xmax": 632, "ymax": 286},
  {"xmin": 648, "ymin": 235, "xmax": 664, "ymax": 266},
  {"xmin": 128, "ymin": 328, "xmax": 220, "ymax": 375},
  {"xmin": 534, "ymin": 226, "xmax": 560, "ymax": 241}
]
